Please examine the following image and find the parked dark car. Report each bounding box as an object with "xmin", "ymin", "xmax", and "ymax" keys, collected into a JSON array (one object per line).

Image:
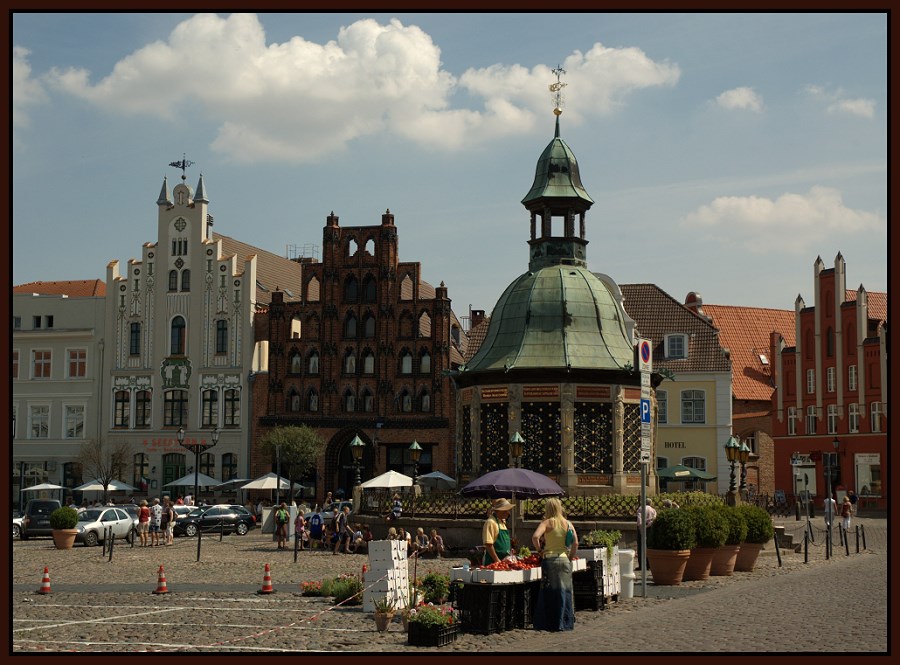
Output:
[
  {"xmin": 20, "ymin": 499, "xmax": 62, "ymax": 540},
  {"xmin": 173, "ymin": 505, "xmax": 254, "ymax": 537}
]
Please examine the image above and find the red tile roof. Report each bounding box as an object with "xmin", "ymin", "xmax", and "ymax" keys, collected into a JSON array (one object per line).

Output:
[
  {"xmin": 702, "ymin": 304, "xmax": 796, "ymax": 402},
  {"xmin": 464, "ymin": 316, "xmax": 491, "ymax": 363},
  {"xmin": 844, "ymin": 289, "xmax": 887, "ymax": 323},
  {"xmin": 13, "ymin": 279, "xmax": 106, "ymax": 297}
]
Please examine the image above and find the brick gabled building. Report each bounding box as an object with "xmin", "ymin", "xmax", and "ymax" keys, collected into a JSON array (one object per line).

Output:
[
  {"xmin": 253, "ymin": 210, "xmax": 467, "ymax": 500},
  {"xmin": 770, "ymin": 254, "xmax": 887, "ymax": 508}
]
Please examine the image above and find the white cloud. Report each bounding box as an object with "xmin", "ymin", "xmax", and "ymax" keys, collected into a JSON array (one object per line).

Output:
[
  {"xmin": 803, "ymin": 84, "xmax": 875, "ymax": 118},
  {"xmin": 715, "ymin": 86, "xmax": 763, "ymax": 112},
  {"xmin": 41, "ymin": 14, "xmax": 680, "ymax": 163},
  {"xmin": 13, "ymin": 46, "xmax": 47, "ymax": 128},
  {"xmin": 680, "ymin": 186, "xmax": 884, "ymax": 253}
]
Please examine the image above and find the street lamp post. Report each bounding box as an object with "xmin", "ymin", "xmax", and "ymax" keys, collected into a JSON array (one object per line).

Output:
[
  {"xmin": 738, "ymin": 440, "xmax": 751, "ymax": 498},
  {"xmin": 509, "ymin": 431, "xmax": 525, "ymax": 469},
  {"xmin": 177, "ymin": 427, "xmax": 219, "ymax": 506},
  {"xmin": 725, "ymin": 435, "xmax": 740, "ymax": 506},
  {"xmin": 350, "ymin": 435, "xmax": 365, "ymax": 486},
  {"xmin": 408, "ymin": 440, "xmax": 422, "ymax": 485}
]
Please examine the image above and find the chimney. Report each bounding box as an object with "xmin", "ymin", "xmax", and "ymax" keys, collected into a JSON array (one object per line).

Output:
[{"xmin": 471, "ymin": 309, "xmax": 486, "ymax": 328}]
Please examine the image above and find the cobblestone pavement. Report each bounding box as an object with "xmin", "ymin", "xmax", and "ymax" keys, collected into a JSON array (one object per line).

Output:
[{"xmin": 11, "ymin": 517, "xmax": 887, "ymax": 653}]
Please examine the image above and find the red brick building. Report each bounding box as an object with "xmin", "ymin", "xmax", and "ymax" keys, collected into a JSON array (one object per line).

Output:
[
  {"xmin": 770, "ymin": 254, "xmax": 887, "ymax": 509},
  {"xmin": 252, "ymin": 210, "xmax": 467, "ymax": 501}
]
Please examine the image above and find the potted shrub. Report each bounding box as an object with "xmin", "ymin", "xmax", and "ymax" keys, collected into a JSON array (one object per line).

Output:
[
  {"xmin": 645, "ymin": 508, "xmax": 696, "ymax": 585},
  {"xmin": 49, "ymin": 506, "xmax": 79, "ymax": 550},
  {"xmin": 372, "ymin": 596, "xmax": 396, "ymax": 632},
  {"xmin": 407, "ymin": 604, "xmax": 460, "ymax": 647},
  {"xmin": 330, "ymin": 574, "xmax": 363, "ymax": 606},
  {"xmin": 682, "ymin": 506, "xmax": 728, "ymax": 581},
  {"xmin": 579, "ymin": 529, "xmax": 622, "ymax": 564},
  {"xmin": 710, "ymin": 505, "xmax": 748, "ymax": 576},
  {"xmin": 734, "ymin": 504, "xmax": 775, "ymax": 572},
  {"xmin": 418, "ymin": 572, "xmax": 450, "ymax": 604}
]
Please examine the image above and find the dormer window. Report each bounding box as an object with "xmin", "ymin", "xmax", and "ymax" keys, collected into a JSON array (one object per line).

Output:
[{"xmin": 665, "ymin": 334, "xmax": 687, "ymax": 359}]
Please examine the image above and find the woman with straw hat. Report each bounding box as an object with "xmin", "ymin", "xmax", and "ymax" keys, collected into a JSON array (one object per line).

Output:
[{"xmin": 482, "ymin": 498, "xmax": 515, "ymax": 565}]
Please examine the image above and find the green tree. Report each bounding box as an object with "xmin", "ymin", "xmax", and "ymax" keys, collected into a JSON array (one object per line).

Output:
[
  {"xmin": 77, "ymin": 439, "xmax": 130, "ymax": 504},
  {"xmin": 258, "ymin": 426, "xmax": 326, "ymax": 501}
]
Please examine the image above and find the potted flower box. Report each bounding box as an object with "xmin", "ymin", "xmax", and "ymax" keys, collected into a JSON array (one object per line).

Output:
[{"xmin": 407, "ymin": 605, "xmax": 460, "ymax": 647}]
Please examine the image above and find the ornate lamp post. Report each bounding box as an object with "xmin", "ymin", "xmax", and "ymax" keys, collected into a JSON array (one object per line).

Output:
[
  {"xmin": 738, "ymin": 440, "xmax": 751, "ymax": 497},
  {"xmin": 350, "ymin": 435, "xmax": 365, "ymax": 486},
  {"xmin": 408, "ymin": 440, "xmax": 422, "ymax": 485},
  {"xmin": 178, "ymin": 427, "xmax": 218, "ymax": 506},
  {"xmin": 725, "ymin": 435, "xmax": 740, "ymax": 506},
  {"xmin": 509, "ymin": 431, "xmax": 525, "ymax": 469}
]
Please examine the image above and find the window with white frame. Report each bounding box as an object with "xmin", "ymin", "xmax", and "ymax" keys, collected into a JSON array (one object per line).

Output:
[
  {"xmin": 202, "ymin": 389, "xmax": 218, "ymax": 428},
  {"xmin": 870, "ymin": 402, "xmax": 882, "ymax": 433},
  {"xmin": 68, "ymin": 349, "xmax": 87, "ymax": 379},
  {"xmin": 29, "ymin": 404, "xmax": 50, "ymax": 438},
  {"xmin": 826, "ymin": 367, "xmax": 835, "ymax": 393},
  {"xmin": 114, "ymin": 390, "xmax": 130, "ymax": 428},
  {"xmin": 848, "ymin": 403, "xmax": 860, "ymax": 433},
  {"xmin": 848, "ymin": 365, "xmax": 857, "ymax": 391},
  {"xmin": 680, "ymin": 390, "xmax": 705, "ymax": 424},
  {"xmin": 787, "ymin": 406, "xmax": 797, "ymax": 435},
  {"xmin": 135, "ymin": 390, "xmax": 152, "ymax": 428},
  {"xmin": 32, "ymin": 350, "xmax": 51, "ymax": 379},
  {"xmin": 665, "ymin": 334, "xmax": 687, "ymax": 359},
  {"xmin": 223, "ymin": 389, "xmax": 240, "ymax": 426},
  {"xmin": 827, "ymin": 404, "xmax": 838, "ymax": 434},
  {"xmin": 807, "ymin": 369, "xmax": 815, "ymax": 394},
  {"xmin": 657, "ymin": 390, "xmax": 667, "ymax": 424},
  {"xmin": 64, "ymin": 405, "xmax": 85, "ymax": 439},
  {"xmin": 806, "ymin": 405, "xmax": 817, "ymax": 435}
]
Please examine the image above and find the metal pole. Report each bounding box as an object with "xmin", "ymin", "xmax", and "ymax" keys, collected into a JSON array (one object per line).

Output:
[
  {"xmin": 861, "ymin": 524, "xmax": 867, "ymax": 550},
  {"xmin": 194, "ymin": 448, "xmax": 200, "ymax": 510},
  {"xmin": 773, "ymin": 530, "xmax": 783, "ymax": 568},
  {"xmin": 640, "ymin": 462, "xmax": 647, "ymax": 597},
  {"xmin": 803, "ymin": 529, "xmax": 808, "ymax": 563},
  {"xmin": 855, "ymin": 525, "xmax": 860, "ymax": 553},
  {"xmin": 844, "ymin": 526, "xmax": 850, "ymax": 556},
  {"xmin": 276, "ymin": 445, "xmax": 281, "ymax": 506}
]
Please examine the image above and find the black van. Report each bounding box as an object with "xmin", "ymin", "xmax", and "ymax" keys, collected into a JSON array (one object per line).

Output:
[{"xmin": 20, "ymin": 499, "xmax": 62, "ymax": 539}]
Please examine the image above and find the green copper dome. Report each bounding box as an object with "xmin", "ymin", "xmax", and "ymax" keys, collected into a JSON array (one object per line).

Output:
[
  {"xmin": 462, "ymin": 265, "xmax": 634, "ymax": 372},
  {"xmin": 521, "ymin": 116, "xmax": 594, "ymax": 206}
]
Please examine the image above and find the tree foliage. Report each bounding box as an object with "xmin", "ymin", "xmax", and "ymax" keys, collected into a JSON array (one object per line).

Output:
[
  {"xmin": 77, "ymin": 439, "xmax": 130, "ymax": 502},
  {"xmin": 258, "ymin": 426, "xmax": 326, "ymax": 496}
]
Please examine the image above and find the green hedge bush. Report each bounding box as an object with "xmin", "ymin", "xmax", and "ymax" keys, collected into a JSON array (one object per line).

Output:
[
  {"xmin": 713, "ymin": 505, "xmax": 748, "ymax": 545},
  {"xmin": 736, "ymin": 504, "xmax": 774, "ymax": 544},
  {"xmin": 686, "ymin": 506, "xmax": 728, "ymax": 548},
  {"xmin": 646, "ymin": 508, "xmax": 696, "ymax": 551},
  {"xmin": 49, "ymin": 506, "xmax": 78, "ymax": 530}
]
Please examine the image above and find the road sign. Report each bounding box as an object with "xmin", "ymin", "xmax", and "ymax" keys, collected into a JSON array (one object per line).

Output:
[
  {"xmin": 640, "ymin": 398, "xmax": 652, "ymax": 423},
  {"xmin": 638, "ymin": 338, "xmax": 652, "ymax": 373},
  {"xmin": 640, "ymin": 421, "xmax": 651, "ymax": 462}
]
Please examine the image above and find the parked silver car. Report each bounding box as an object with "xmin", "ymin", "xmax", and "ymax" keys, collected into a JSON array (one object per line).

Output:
[{"xmin": 75, "ymin": 507, "xmax": 135, "ymax": 546}]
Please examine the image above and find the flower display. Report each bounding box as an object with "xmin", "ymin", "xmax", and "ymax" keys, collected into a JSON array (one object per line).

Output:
[{"xmin": 407, "ymin": 603, "xmax": 457, "ymax": 627}]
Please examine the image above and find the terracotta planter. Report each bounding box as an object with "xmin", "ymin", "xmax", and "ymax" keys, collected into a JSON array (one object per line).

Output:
[
  {"xmin": 734, "ymin": 542, "xmax": 764, "ymax": 572},
  {"xmin": 646, "ymin": 549, "xmax": 691, "ymax": 585},
  {"xmin": 373, "ymin": 611, "xmax": 395, "ymax": 632},
  {"xmin": 52, "ymin": 529, "xmax": 78, "ymax": 550},
  {"xmin": 709, "ymin": 544, "xmax": 741, "ymax": 576},
  {"xmin": 682, "ymin": 547, "xmax": 716, "ymax": 581}
]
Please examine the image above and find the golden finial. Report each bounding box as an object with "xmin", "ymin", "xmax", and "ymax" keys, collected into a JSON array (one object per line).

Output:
[{"xmin": 549, "ymin": 65, "xmax": 567, "ymax": 116}]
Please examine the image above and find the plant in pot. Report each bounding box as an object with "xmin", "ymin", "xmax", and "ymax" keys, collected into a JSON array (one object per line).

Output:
[
  {"xmin": 49, "ymin": 506, "xmax": 79, "ymax": 550},
  {"xmin": 579, "ymin": 529, "xmax": 622, "ymax": 565},
  {"xmin": 418, "ymin": 572, "xmax": 450, "ymax": 604},
  {"xmin": 372, "ymin": 596, "xmax": 396, "ymax": 632},
  {"xmin": 709, "ymin": 505, "xmax": 748, "ymax": 576},
  {"xmin": 407, "ymin": 604, "xmax": 459, "ymax": 647},
  {"xmin": 645, "ymin": 508, "xmax": 696, "ymax": 585},
  {"xmin": 682, "ymin": 506, "xmax": 728, "ymax": 581},
  {"xmin": 734, "ymin": 504, "xmax": 774, "ymax": 572}
]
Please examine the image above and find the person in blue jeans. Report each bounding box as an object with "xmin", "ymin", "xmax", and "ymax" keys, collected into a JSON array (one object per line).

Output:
[{"xmin": 531, "ymin": 497, "xmax": 577, "ymax": 632}]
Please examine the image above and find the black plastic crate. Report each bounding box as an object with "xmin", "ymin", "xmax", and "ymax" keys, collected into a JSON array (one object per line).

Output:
[
  {"xmin": 408, "ymin": 622, "xmax": 461, "ymax": 647},
  {"xmin": 574, "ymin": 592, "xmax": 602, "ymax": 612},
  {"xmin": 457, "ymin": 584, "xmax": 507, "ymax": 634}
]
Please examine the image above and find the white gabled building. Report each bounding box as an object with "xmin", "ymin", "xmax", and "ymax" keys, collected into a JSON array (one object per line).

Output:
[{"xmin": 101, "ymin": 173, "xmax": 302, "ymax": 496}]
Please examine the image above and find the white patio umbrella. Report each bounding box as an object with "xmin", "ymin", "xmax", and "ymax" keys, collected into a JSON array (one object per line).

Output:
[
  {"xmin": 73, "ymin": 479, "xmax": 137, "ymax": 492},
  {"xmin": 164, "ymin": 471, "xmax": 220, "ymax": 488},
  {"xmin": 240, "ymin": 472, "xmax": 293, "ymax": 491},
  {"xmin": 22, "ymin": 483, "xmax": 65, "ymax": 492},
  {"xmin": 359, "ymin": 470, "xmax": 413, "ymax": 489},
  {"xmin": 213, "ymin": 478, "xmax": 252, "ymax": 492},
  {"xmin": 416, "ymin": 471, "xmax": 457, "ymax": 491}
]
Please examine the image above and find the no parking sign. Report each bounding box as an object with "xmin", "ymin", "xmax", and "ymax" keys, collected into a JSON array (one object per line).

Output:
[{"xmin": 638, "ymin": 338, "xmax": 652, "ymax": 373}]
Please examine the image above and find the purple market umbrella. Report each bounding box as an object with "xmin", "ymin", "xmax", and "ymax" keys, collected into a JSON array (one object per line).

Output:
[
  {"xmin": 460, "ymin": 468, "xmax": 565, "ymax": 498},
  {"xmin": 460, "ymin": 468, "xmax": 565, "ymax": 543}
]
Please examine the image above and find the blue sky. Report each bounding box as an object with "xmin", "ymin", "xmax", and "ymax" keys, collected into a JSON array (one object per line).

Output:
[{"xmin": 13, "ymin": 13, "xmax": 887, "ymax": 320}]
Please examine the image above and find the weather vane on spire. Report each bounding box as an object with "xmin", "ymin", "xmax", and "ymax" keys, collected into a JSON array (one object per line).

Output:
[
  {"xmin": 549, "ymin": 65, "xmax": 567, "ymax": 116},
  {"xmin": 168, "ymin": 153, "xmax": 195, "ymax": 182}
]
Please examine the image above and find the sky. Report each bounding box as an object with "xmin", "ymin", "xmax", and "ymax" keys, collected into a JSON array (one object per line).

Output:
[{"xmin": 12, "ymin": 12, "xmax": 887, "ymax": 323}]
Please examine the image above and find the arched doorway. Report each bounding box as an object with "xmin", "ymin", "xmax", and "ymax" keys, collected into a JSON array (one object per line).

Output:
[{"xmin": 324, "ymin": 428, "xmax": 376, "ymax": 500}]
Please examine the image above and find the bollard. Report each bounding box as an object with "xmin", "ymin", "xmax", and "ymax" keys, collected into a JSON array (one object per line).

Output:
[
  {"xmin": 860, "ymin": 524, "xmax": 867, "ymax": 550},
  {"xmin": 772, "ymin": 530, "xmax": 783, "ymax": 568},
  {"xmin": 108, "ymin": 527, "xmax": 115, "ymax": 562},
  {"xmin": 825, "ymin": 528, "xmax": 830, "ymax": 560},
  {"xmin": 844, "ymin": 528, "xmax": 850, "ymax": 556},
  {"xmin": 131, "ymin": 525, "xmax": 136, "ymax": 548},
  {"xmin": 855, "ymin": 525, "xmax": 860, "ymax": 553},
  {"xmin": 838, "ymin": 525, "xmax": 844, "ymax": 547},
  {"xmin": 196, "ymin": 526, "xmax": 202, "ymax": 562},
  {"xmin": 804, "ymin": 530, "xmax": 808, "ymax": 564},
  {"xmin": 795, "ymin": 502, "xmax": 801, "ymax": 521}
]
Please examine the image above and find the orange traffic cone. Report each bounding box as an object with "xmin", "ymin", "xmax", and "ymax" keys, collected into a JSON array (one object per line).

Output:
[
  {"xmin": 37, "ymin": 566, "xmax": 51, "ymax": 594},
  {"xmin": 152, "ymin": 565, "xmax": 169, "ymax": 594},
  {"xmin": 257, "ymin": 563, "xmax": 275, "ymax": 595}
]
